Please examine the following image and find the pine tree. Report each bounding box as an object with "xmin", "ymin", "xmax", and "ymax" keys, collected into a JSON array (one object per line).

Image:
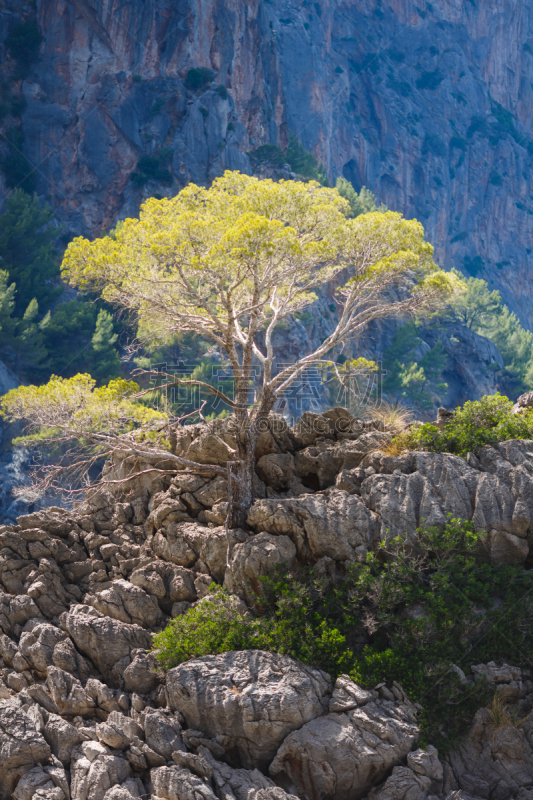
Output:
[
  {"xmin": 43, "ymin": 300, "xmax": 97, "ymax": 376},
  {"xmin": 0, "ymin": 269, "xmax": 16, "ymax": 345},
  {"xmin": 0, "ymin": 189, "xmax": 59, "ymax": 315},
  {"xmin": 11, "ymin": 297, "xmax": 49, "ymax": 376},
  {"xmin": 89, "ymin": 309, "xmax": 121, "ymax": 383},
  {"xmin": 335, "ymin": 177, "xmax": 386, "ymax": 217}
]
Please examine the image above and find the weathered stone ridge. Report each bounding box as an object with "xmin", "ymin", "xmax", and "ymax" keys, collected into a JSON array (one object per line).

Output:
[{"xmin": 0, "ymin": 408, "xmax": 533, "ymax": 798}]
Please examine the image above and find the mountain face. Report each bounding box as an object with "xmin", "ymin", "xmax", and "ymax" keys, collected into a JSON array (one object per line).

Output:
[{"xmin": 1, "ymin": 0, "xmax": 532, "ymax": 327}]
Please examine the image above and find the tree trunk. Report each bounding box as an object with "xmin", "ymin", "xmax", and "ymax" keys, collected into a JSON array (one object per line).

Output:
[
  {"xmin": 228, "ymin": 445, "xmax": 255, "ymax": 529},
  {"xmin": 227, "ymin": 393, "xmax": 274, "ymax": 528}
]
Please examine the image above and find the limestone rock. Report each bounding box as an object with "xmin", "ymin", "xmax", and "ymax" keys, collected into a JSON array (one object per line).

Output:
[
  {"xmin": 12, "ymin": 765, "xmax": 67, "ymax": 800},
  {"xmin": 0, "ymin": 699, "xmax": 52, "ymax": 800},
  {"xmin": 294, "ymin": 435, "xmax": 390, "ymax": 490},
  {"xmin": 130, "ymin": 562, "xmax": 197, "ymax": 607},
  {"xmin": 19, "ymin": 623, "xmax": 67, "ymax": 675},
  {"xmin": 70, "ymin": 747, "xmax": 132, "ymax": 800},
  {"xmin": 63, "ymin": 608, "xmax": 152, "ymax": 685},
  {"xmin": 200, "ymin": 745, "xmax": 300, "ymax": 800},
  {"xmin": 247, "ymin": 491, "xmax": 378, "ymax": 563},
  {"xmin": 269, "ymin": 697, "xmax": 419, "ymax": 800},
  {"xmin": 224, "ymin": 532, "xmax": 296, "ymax": 604},
  {"xmin": 328, "ymin": 675, "xmax": 377, "ymax": 712},
  {"xmin": 152, "ymin": 523, "xmax": 248, "ymax": 582},
  {"xmin": 143, "ymin": 709, "xmax": 185, "ymax": 759},
  {"xmin": 43, "ymin": 712, "xmax": 87, "ymax": 764},
  {"xmin": 123, "ymin": 652, "xmax": 159, "ymax": 695},
  {"xmin": 367, "ymin": 767, "xmax": 427, "ymax": 800},
  {"xmin": 443, "ymin": 706, "xmax": 533, "ymax": 798},
  {"xmin": 85, "ymin": 579, "xmax": 162, "ymax": 629},
  {"xmin": 96, "ymin": 710, "xmax": 144, "ymax": 750},
  {"xmin": 46, "ymin": 666, "xmax": 96, "ymax": 717},
  {"xmin": 150, "ymin": 765, "xmax": 217, "ymax": 800},
  {"xmin": 166, "ymin": 650, "xmax": 331, "ymax": 770}
]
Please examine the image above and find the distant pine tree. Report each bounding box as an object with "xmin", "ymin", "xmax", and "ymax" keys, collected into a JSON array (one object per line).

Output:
[
  {"xmin": 89, "ymin": 309, "xmax": 121, "ymax": 383},
  {"xmin": 0, "ymin": 189, "xmax": 59, "ymax": 315},
  {"xmin": 335, "ymin": 177, "xmax": 387, "ymax": 217}
]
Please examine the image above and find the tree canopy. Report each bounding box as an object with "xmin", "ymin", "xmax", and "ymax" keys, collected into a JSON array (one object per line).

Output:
[{"xmin": 8, "ymin": 171, "xmax": 458, "ymax": 524}]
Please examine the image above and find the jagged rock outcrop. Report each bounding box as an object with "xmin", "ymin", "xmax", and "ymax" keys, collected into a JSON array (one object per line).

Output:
[
  {"xmin": 0, "ymin": 409, "xmax": 533, "ymax": 797},
  {"xmin": 269, "ymin": 678, "xmax": 419, "ymax": 800},
  {"xmin": 167, "ymin": 650, "xmax": 331, "ymax": 771}
]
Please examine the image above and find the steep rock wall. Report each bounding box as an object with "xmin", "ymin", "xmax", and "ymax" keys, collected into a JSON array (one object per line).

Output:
[{"xmin": 2, "ymin": 0, "xmax": 531, "ymax": 326}]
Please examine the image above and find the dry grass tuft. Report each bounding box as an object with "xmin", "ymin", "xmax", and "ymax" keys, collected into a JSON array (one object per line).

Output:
[
  {"xmin": 365, "ymin": 400, "xmax": 414, "ymax": 431},
  {"xmin": 487, "ymin": 692, "xmax": 526, "ymax": 733}
]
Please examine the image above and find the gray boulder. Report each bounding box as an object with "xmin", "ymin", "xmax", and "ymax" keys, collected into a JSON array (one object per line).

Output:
[
  {"xmin": 443, "ymin": 706, "xmax": 533, "ymax": 798},
  {"xmin": 18, "ymin": 624, "xmax": 68, "ymax": 676},
  {"xmin": 224, "ymin": 532, "xmax": 296, "ymax": 604},
  {"xmin": 85, "ymin": 579, "xmax": 162, "ymax": 629},
  {"xmin": 0, "ymin": 699, "xmax": 52, "ymax": 800},
  {"xmin": 12, "ymin": 765, "xmax": 67, "ymax": 800},
  {"xmin": 43, "ymin": 712, "xmax": 87, "ymax": 764},
  {"xmin": 46, "ymin": 666, "xmax": 96, "ymax": 717},
  {"xmin": 269, "ymin": 695, "xmax": 419, "ymax": 800},
  {"xmin": 152, "ymin": 523, "xmax": 248, "ymax": 582},
  {"xmin": 63, "ymin": 607, "xmax": 152, "ymax": 685},
  {"xmin": 70, "ymin": 745, "xmax": 132, "ymax": 800},
  {"xmin": 123, "ymin": 652, "xmax": 159, "ymax": 695},
  {"xmin": 143, "ymin": 709, "xmax": 185, "ymax": 759},
  {"xmin": 367, "ymin": 766, "xmax": 427, "ymax": 800},
  {"xmin": 166, "ymin": 650, "xmax": 331, "ymax": 770},
  {"xmin": 200, "ymin": 745, "xmax": 300, "ymax": 800},
  {"xmin": 150, "ymin": 765, "xmax": 217, "ymax": 800},
  {"xmin": 247, "ymin": 491, "xmax": 379, "ymax": 563}
]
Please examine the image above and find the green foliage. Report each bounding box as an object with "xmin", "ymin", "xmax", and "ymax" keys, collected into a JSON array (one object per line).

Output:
[
  {"xmin": 446, "ymin": 273, "xmax": 533, "ymax": 396},
  {"xmin": 10, "ymin": 297, "xmax": 50, "ymax": 376},
  {"xmin": 478, "ymin": 305, "xmax": 533, "ymax": 396},
  {"xmin": 0, "ymin": 189, "xmax": 58, "ymax": 315},
  {"xmin": 87, "ymin": 309, "xmax": 121, "ymax": 384},
  {"xmin": 0, "ymin": 270, "xmax": 16, "ymax": 342},
  {"xmin": 335, "ymin": 177, "xmax": 386, "ymax": 217},
  {"xmin": 446, "ymin": 271, "xmax": 502, "ymax": 329},
  {"xmin": 185, "ymin": 67, "xmax": 214, "ymax": 91},
  {"xmin": 416, "ymin": 69, "xmax": 444, "ymax": 90},
  {"xmin": 215, "ymin": 85, "xmax": 228, "ymax": 100},
  {"xmin": 383, "ymin": 321, "xmax": 448, "ymax": 409},
  {"xmin": 399, "ymin": 393, "xmax": 533, "ymax": 456},
  {"xmin": 248, "ymin": 145, "xmax": 286, "ymax": 170},
  {"xmin": 131, "ymin": 153, "xmax": 173, "ymax": 187},
  {"xmin": 154, "ymin": 518, "xmax": 533, "ymax": 750},
  {"xmin": 422, "ymin": 134, "xmax": 446, "ymax": 157},
  {"xmin": 1, "ymin": 128, "xmax": 37, "ymax": 194},
  {"xmin": 42, "ymin": 300, "xmax": 97, "ymax": 376},
  {"xmin": 285, "ymin": 134, "xmax": 328, "ymax": 185},
  {"xmin": 5, "ymin": 20, "xmax": 42, "ymax": 75}
]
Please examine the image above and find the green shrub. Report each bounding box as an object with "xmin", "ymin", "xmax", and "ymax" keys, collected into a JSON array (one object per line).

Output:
[
  {"xmin": 422, "ymin": 134, "xmax": 446, "ymax": 157},
  {"xmin": 5, "ymin": 20, "xmax": 42, "ymax": 74},
  {"xmin": 153, "ymin": 518, "xmax": 533, "ymax": 751},
  {"xmin": 131, "ymin": 153, "xmax": 172, "ymax": 187},
  {"xmin": 185, "ymin": 67, "xmax": 214, "ymax": 91},
  {"xmin": 416, "ymin": 69, "xmax": 444, "ymax": 90},
  {"xmin": 215, "ymin": 85, "xmax": 228, "ymax": 99},
  {"xmin": 398, "ymin": 393, "xmax": 533, "ymax": 456}
]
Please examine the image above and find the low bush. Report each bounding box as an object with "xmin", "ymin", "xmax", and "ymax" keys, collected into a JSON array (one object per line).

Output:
[
  {"xmin": 154, "ymin": 518, "xmax": 533, "ymax": 751},
  {"xmin": 396, "ymin": 393, "xmax": 533, "ymax": 456},
  {"xmin": 185, "ymin": 67, "xmax": 214, "ymax": 91}
]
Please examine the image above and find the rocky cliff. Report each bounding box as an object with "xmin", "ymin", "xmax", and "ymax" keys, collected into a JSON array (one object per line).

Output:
[
  {"xmin": 2, "ymin": 0, "xmax": 533, "ymax": 327},
  {"xmin": 1, "ymin": 409, "xmax": 533, "ymax": 799}
]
